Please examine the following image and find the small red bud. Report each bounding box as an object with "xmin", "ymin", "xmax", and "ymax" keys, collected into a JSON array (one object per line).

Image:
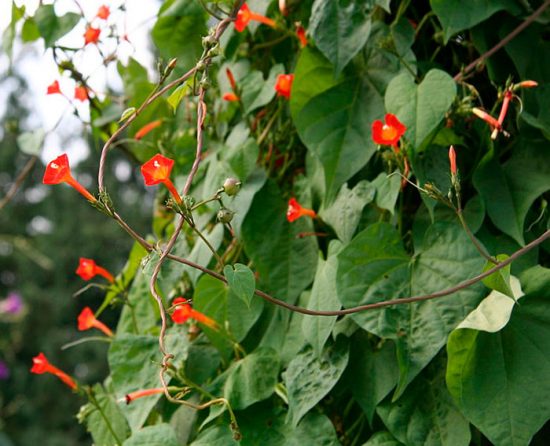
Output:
[{"xmin": 449, "ymin": 146, "xmax": 457, "ymax": 175}]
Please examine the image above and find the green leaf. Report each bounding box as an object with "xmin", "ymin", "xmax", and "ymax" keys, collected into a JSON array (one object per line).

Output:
[
  {"xmin": 284, "ymin": 337, "xmax": 349, "ymax": 427},
  {"xmin": 190, "ymin": 425, "xmax": 239, "ymax": 446},
  {"xmin": 16, "ymin": 129, "xmax": 44, "ymax": 156},
  {"xmin": 167, "ymin": 81, "xmax": 191, "ymax": 113},
  {"xmin": 385, "ymin": 69, "xmax": 456, "ymax": 149},
  {"xmin": 241, "ymin": 180, "xmax": 318, "ymax": 303},
  {"xmin": 123, "ymin": 424, "xmax": 178, "ymax": 446},
  {"xmin": 223, "ymin": 347, "xmax": 280, "ymax": 410},
  {"xmin": 349, "ymin": 335, "xmax": 398, "ymax": 424},
  {"xmin": 224, "ymin": 263, "xmax": 255, "ymax": 307},
  {"xmin": 473, "ymin": 140, "xmax": 550, "ymax": 245},
  {"xmin": 363, "ymin": 431, "xmax": 403, "ymax": 446},
  {"xmin": 295, "ymin": 77, "xmax": 382, "ymax": 200},
  {"xmin": 241, "ymin": 64, "xmax": 285, "ymax": 114},
  {"xmin": 21, "ymin": 18, "xmax": 40, "ymax": 42},
  {"xmin": 309, "ymin": 0, "xmax": 373, "ymax": 74},
  {"xmin": 34, "ymin": 5, "xmax": 80, "ymax": 48},
  {"xmin": 372, "ymin": 171, "xmax": 401, "ymax": 215},
  {"xmin": 320, "ymin": 181, "xmax": 376, "ymax": 243},
  {"xmin": 481, "ymin": 254, "xmax": 514, "ymax": 299},
  {"xmin": 430, "ymin": 0, "xmax": 520, "ymax": 44},
  {"xmin": 302, "ymin": 241, "xmax": 343, "ymax": 356},
  {"xmin": 447, "ymin": 291, "xmax": 550, "ymax": 445},
  {"xmin": 108, "ymin": 334, "xmax": 165, "ymax": 431},
  {"xmin": 119, "ymin": 107, "xmax": 136, "ymax": 123},
  {"xmin": 377, "ymin": 354, "xmax": 470, "ymax": 446},
  {"xmin": 151, "ymin": 0, "xmax": 207, "ymax": 72},
  {"xmin": 2, "ymin": 2, "xmax": 25, "ymax": 60},
  {"xmin": 80, "ymin": 384, "xmax": 130, "ymax": 446}
]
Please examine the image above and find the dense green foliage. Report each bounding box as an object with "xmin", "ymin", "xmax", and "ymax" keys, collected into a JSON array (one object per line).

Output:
[{"xmin": 2, "ymin": 0, "xmax": 550, "ymax": 445}]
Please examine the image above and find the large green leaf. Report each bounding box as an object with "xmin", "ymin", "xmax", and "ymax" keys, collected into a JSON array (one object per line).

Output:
[
  {"xmin": 241, "ymin": 181, "xmax": 318, "ymax": 303},
  {"xmin": 223, "ymin": 347, "xmax": 280, "ymax": 410},
  {"xmin": 295, "ymin": 77, "xmax": 382, "ymax": 200},
  {"xmin": 309, "ymin": 0, "xmax": 373, "ymax": 74},
  {"xmin": 363, "ymin": 431, "xmax": 403, "ymax": 446},
  {"xmin": 240, "ymin": 64, "xmax": 285, "ymax": 114},
  {"xmin": 151, "ymin": 0, "xmax": 207, "ymax": 71},
  {"xmin": 81, "ymin": 384, "xmax": 130, "ymax": 446},
  {"xmin": 284, "ymin": 337, "xmax": 349, "ymax": 427},
  {"xmin": 447, "ymin": 290, "xmax": 550, "ymax": 445},
  {"xmin": 123, "ymin": 424, "xmax": 178, "ymax": 446},
  {"xmin": 474, "ymin": 141, "xmax": 550, "ymax": 245},
  {"xmin": 224, "ymin": 263, "xmax": 255, "ymax": 307},
  {"xmin": 385, "ymin": 69, "xmax": 456, "ymax": 149},
  {"xmin": 33, "ymin": 5, "xmax": 80, "ymax": 48},
  {"xmin": 430, "ymin": 0, "xmax": 520, "ymax": 43},
  {"xmin": 377, "ymin": 354, "xmax": 470, "ymax": 446},
  {"xmin": 302, "ymin": 241, "xmax": 342, "ymax": 356}
]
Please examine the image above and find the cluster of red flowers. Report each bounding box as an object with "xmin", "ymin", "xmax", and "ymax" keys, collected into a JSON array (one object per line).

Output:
[
  {"xmin": 84, "ymin": 5, "xmax": 110, "ymax": 46},
  {"xmin": 46, "ymin": 80, "xmax": 89, "ymax": 102}
]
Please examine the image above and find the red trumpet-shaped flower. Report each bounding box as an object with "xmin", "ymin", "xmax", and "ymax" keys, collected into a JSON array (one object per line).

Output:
[
  {"xmin": 226, "ymin": 68, "xmax": 237, "ymax": 91},
  {"xmin": 371, "ymin": 114, "xmax": 407, "ymax": 149},
  {"xmin": 96, "ymin": 5, "xmax": 110, "ymax": 20},
  {"xmin": 223, "ymin": 92, "xmax": 239, "ymax": 102},
  {"xmin": 275, "ymin": 74, "xmax": 294, "ymax": 99},
  {"xmin": 140, "ymin": 154, "xmax": 183, "ymax": 204},
  {"xmin": 296, "ymin": 24, "xmax": 307, "ymax": 48},
  {"xmin": 77, "ymin": 307, "xmax": 113, "ymax": 337},
  {"xmin": 30, "ymin": 353, "xmax": 77, "ymax": 390},
  {"xmin": 471, "ymin": 107, "xmax": 500, "ymax": 129},
  {"xmin": 47, "ymin": 80, "xmax": 61, "ymax": 95},
  {"xmin": 234, "ymin": 3, "xmax": 276, "ymax": 32},
  {"xmin": 287, "ymin": 198, "xmax": 316, "ymax": 222},
  {"xmin": 171, "ymin": 297, "xmax": 218, "ymax": 329},
  {"xmin": 74, "ymin": 86, "xmax": 88, "ymax": 102},
  {"xmin": 135, "ymin": 120, "xmax": 162, "ymax": 140},
  {"xmin": 125, "ymin": 387, "xmax": 165, "ymax": 404},
  {"xmin": 449, "ymin": 146, "xmax": 457, "ymax": 175},
  {"xmin": 42, "ymin": 154, "xmax": 96, "ymax": 202},
  {"xmin": 84, "ymin": 27, "xmax": 101, "ymax": 45},
  {"xmin": 515, "ymin": 80, "xmax": 538, "ymax": 89},
  {"xmin": 76, "ymin": 257, "xmax": 115, "ymax": 283}
]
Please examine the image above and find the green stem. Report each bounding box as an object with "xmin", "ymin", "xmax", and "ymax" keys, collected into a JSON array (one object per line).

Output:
[
  {"xmin": 61, "ymin": 336, "xmax": 112, "ymax": 350},
  {"xmin": 189, "ymin": 222, "xmax": 224, "ymax": 269},
  {"xmin": 88, "ymin": 389, "xmax": 123, "ymax": 446},
  {"xmin": 456, "ymin": 209, "xmax": 497, "ymax": 264}
]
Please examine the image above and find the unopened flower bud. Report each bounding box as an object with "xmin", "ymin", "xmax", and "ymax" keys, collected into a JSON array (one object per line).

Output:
[
  {"xmin": 202, "ymin": 35, "xmax": 216, "ymax": 48},
  {"xmin": 163, "ymin": 58, "xmax": 177, "ymax": 77},
  {"xmin": 223, "ymin": 177, "xmax": 241, "ymax": 196},
  {"xmin": 217, "ymin": 208, "xmax": 234, "ymax": 223}
]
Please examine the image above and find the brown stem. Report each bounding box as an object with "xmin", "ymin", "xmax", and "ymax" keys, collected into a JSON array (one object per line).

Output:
[
  {"xmin": 0, "ymin": 156, "xmax": 37, "ymax": 210},
  {"xmin": 454, "ymin": 0, "xmax": 550, "ymax": 82}
]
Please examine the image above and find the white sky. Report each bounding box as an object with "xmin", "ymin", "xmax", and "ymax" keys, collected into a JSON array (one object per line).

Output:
[{"xmin": 0, "ymin": 0, "xmax": 160, "ymax": 165}]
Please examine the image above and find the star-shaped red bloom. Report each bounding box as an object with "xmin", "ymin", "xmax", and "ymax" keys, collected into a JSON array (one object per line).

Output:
[
  {"xmin": 30, "ymin": 353, "xmax": 77, "ymax": 390},
  {"xmin": 171, "ymin": 297, "xmax": 218, "ymax": 329},
  {"xmin": 76, "ymin": 257, "xmax": 114, "ymax": 282},
  {"xmin": 286, "ymin": 198, "xmax": 316, "ymax": 222},
  {"xmin": 371, "ymin": 113, "xmax": 407, "ymax": 148},
  {"xmin": 74, "ymin": 86, "xmax": 88, "ymax": 101},
  {"xmin": 234, "ymin": 3, "xmax": 276, "ymax": 32},
  {"xmin": 84, "ymin": 27, "xmax": 101, "ymax": 45},
  {"xmin": 43, "ymin": 154, "xmax": 96, "ymax": 202},
  {"xmin": 140, "ymin": 154, "xmax": 182, "ymax": 204},
  {"xmin": 96, "ymin": 5, "xmax": 110, "ymax": 20},
  {"xmin": 275, "ymin": 74, "xmax": 294, "ymax": 99},
  {"xmin": 77, "ymin": 307, "xmax": 113, "ymax": 336},
  {"xmin": 47, "ymin": 80, "xmax": 61, "ymax": 95},
  {"xmin": 223, "ymin": 92, "xmax": 239, "ymax": 102}
]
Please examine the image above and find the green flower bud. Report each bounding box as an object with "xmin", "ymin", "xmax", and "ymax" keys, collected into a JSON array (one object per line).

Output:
[
  {"xmin": 217, "ymin": 208, "xmax": 234, "ymax": 224},
  {"xmin": 223, "ymin": 177, "xmax": 241, "ymax": 196}
]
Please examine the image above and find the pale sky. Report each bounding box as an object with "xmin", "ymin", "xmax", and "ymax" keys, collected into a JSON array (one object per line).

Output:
[{"xmin": 0, "ymin": 0, "xmax": 160, "ymax": 165}]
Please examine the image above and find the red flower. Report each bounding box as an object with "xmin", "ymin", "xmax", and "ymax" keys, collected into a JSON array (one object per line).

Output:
[
  {"xmin": 125, "ymin": 388, "xmax": 165, "ymax": 404},
  {"xmin": 516, "ymin": 80, "xmax": 538, "ymax": 89},
  {"xmin": 471, "ymin": 107, "xmax": 500, "ymax": 129},
  {"xmin": 234, "ymin": 3, "xmax": 276, "ymax": 32},
  {"xmin": 286, "ymin": 198, "xmax": 316, "ymax": 222},
  {"xmin": 47, "ymin": 80, "xmax": 61, "ymax": 95},
  {"xmin": 42, "ymin": 154, "xmax": 96, "ymax": 202},
  {"xmin": 371, "ymin": 114, "xmax": 407, "ymax": 148},
  {"xmin": 296, "ymin": 24, "xmax": 307, "ymax": 48},
  {"xmin": 226, "ymin": 68, "xmax": 237, "ymax": 91},
  {"xmin": 76, "ymin": 257, "xmax": 115, "ymax": 283},
  {"xmin": 30, "ymin": 353, "xmax": 77, "ymax": 390},
  {"xmin": 275, "ymin": 74, "xmax": 294, "ymax": 99},
  {"xmin": 96, "ymin": 5, "xmax": 110, "ymax": 20},
  {"xmin": 171, "ymin": 297, "xmax": 218, "ymax": 329},
  {"xmin": 223, "ymin": 92, "xmax": 239, "ymax": 102},
  {"xmin": 449, "ymin": 146, "xmax": 457, "ymax": 175},
  {"xmin": 74, "ymin": 86, "xmax": 88, "ymax": 101},
  {"xmin": 77, "ymin": 307, "xmax": 113, "ymax": 337},
  {"xmin": 84, "ymin": 27, "xmax": 101, "ymax": 45},
  {"xmin": 135, "ymin": 120, "xmax": 162, "ymax": 140},
  {"xmin": 140, "ymin": 154, "xmax": 182, "ymax": 204}
]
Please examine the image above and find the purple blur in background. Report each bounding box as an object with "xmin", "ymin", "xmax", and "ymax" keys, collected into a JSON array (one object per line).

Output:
[
  {"xmin": 0, "ymin": 292, "xmax": 23, "ymax": 315},
  {"xmin": 0, "ymin": 360, "xmax": 9, "ymax": 380}
]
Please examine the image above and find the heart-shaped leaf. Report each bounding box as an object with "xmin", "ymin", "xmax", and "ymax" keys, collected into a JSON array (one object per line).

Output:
[{"xmin": 224, "ymin": 263, "xmax": 255, "ymax": 307}]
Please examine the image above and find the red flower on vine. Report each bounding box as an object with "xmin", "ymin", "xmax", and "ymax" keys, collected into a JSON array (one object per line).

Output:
[
  {"xmin": 30, "ymin": 353, "xmax": 77, "ymax": 390},
  {"xmin": 141, "ymin": 154, "xmax": 183, "ymax": 204},
  {"xmin": 135, "ymin": 120, "xmax": 162, "ymax": 140},
  {"xmin": 74, "ymin": 86, "xmax": 88, "ymax": 101},
  {"xmin": 371, "ymin": 114, "xmax": 407, "ymax": 149},
  {"xmin": 286, "ymin": 198, "xmax": 316, "ymax": 222},
  {"xmin": 171, "ymin": 297, "xmax": 218, "ymax": 329},
  {"xmin": 84, "ymin": 27, "xmax": 101, "ymax": 45},
  {"xmin": 275, "ymin": 74, "xmax": 294, "ymax": 99},
  {"xmin": 296, "ymin": 24, "xmax": 307, "ymax": 47},
  {"xmin": 77, "ymin": 307, "xmax": 113, "ymax": 337},
  {"xmin": 223, "ymin": 92, "xmax": 239, "ymax": 102},
  {"xmin": 234, "ymin": 3, "xmax": 276, "ymax": 32},
  {"xmin": 96, "ymin": 5, "xmax": 110, "ymax": 20},
  {"xmin": 47, "ymin": 80, "xmax": 61, "ymax": 95},
  {"xmin": 125, "ymin": 388, "xmax": 165, "ymax": 404},
  {"xmin": 42, "ymin": 154, "xmax": 96, "ymax": 202},
  {"xmin": 449, "ymin": 146, "xmax": 457, "ymax": 175},
  {"xmin": 76, "ymin": 257, "xmax": 115, "ymax": 283}
]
